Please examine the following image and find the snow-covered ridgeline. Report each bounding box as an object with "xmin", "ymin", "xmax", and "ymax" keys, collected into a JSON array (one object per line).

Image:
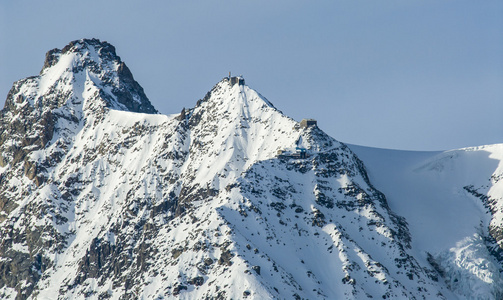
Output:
[{"xmin": 0, "ymin": 38, "xmax": 501, "ymax": 299}]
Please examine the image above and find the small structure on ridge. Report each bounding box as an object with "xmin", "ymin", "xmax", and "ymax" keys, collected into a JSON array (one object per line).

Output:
[
  {"xmin": 300, "ymin": 119, "xmax": 317, "ymax": 129},
  {"xmin": 277, "ymin": 147, "xmax": 308, "ymax": 159},
  {"xmin": 226, "ymin": 72, "xmax": 245, "ymax": 86}
]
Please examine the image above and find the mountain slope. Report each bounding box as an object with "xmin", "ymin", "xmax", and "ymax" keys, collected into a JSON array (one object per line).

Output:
[
  {"xmin": 349, "ymin": 144, "xmax": 503, "ymax": 299},
  {"xmin": 0, "ymin": 39, "xmax": 500, "ymax": 299}
]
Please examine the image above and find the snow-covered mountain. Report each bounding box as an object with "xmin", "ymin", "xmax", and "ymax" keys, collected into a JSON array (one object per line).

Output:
[
  {"xmin": 350, "ymin": 145, "xmax": 503, "ymax": 299},
  {"xmin": 0, "ymin": 39, "xmax": 501, "ymax": 299}
]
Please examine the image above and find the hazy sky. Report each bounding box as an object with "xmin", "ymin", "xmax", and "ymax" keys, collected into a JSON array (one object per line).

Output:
[{"xmin": 1, "ymin": 0, "xmax": 502, "ymax": 150}]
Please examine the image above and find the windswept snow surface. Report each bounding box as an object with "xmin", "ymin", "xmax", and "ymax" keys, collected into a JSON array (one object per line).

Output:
[{"xmin": 349, "ymin": 144, "xmax": 503, "ymax": 299}]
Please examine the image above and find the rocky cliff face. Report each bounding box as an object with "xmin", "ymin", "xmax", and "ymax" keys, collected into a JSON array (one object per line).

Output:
[
  {"xmin": 0, "ymin": 39, "xmax": 500, "ymax": 299},
  {"xmin": 0, "ymin": 39, "xmax": 159, "ymax": 299}
]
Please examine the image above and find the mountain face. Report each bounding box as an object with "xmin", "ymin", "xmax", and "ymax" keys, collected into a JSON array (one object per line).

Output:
[
  {"xmin": 0, "ymin": 39, "xmax": 501, "ymax": 299},
  {"xmin": 350, "ymin": 145, "xmax": 503, "ymax": 300}
]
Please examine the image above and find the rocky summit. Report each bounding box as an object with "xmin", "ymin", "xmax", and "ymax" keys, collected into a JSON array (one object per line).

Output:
[{"xmin": 0, "ymin": 39, "xmax": 502, "ymax": 299}]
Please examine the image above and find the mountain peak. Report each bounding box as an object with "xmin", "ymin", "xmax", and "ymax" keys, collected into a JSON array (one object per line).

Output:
[
  {"xmin": 2, "ymin": 40, "xmax": 501, "ymax": 300},
  {"xmin": 42, "ymin": 38, "xmax": 117, "ymax": 72},
  {"xmin": 3, "ymin": 38, "xmax": 157, "ymax": 115},
  {"xmin": 194, "ymin": 75, "xmax": 275, "ymax": 111}
]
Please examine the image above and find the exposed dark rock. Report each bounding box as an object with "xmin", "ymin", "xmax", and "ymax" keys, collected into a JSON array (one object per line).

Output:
[
  {"xmin": 0, "ymin": 250, "xmax": 51, "ymax": 299},
  {"xmin": 173, "ymin": 284, "xmax": 187, "ymax": 296},
  {"xmin": 42, "ymin": 48, "xmax": 61, "ymax": 72},
  {"xmin": 190, "ymin": 276, "xmax": 204, "ymax": 286},
  {"xmin": 218, "ymin": 249, "xmax": 234, "ymax": 266},
  {"xmin": 75, "ymin": 238, "xmax": 114, "ymax": 284},
  {"xmin": 311, "ymin": 209, "xmax": 326, "ymax": 227},
  {"xmin": 464, "ymin": 185, "xmax": 503, "ymax": 251},
  {"xmin": 204, "ymin": 258, "xmax": 214, "ymax": 266},
  {"xmin": 176, "ymin": 107, "xmax": 187, "ymax": 121},
  {"xmin": 251, "ymin": 265, "xmax": 261, "ymax": 275},
  {"xmin": 112, "ymin": 61, "xmax": 157, "ymax": 114}
]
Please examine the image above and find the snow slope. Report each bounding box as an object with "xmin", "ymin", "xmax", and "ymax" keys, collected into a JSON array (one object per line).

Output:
[
  {"xmin": 0, "ymin": 39, "xmax": 501, "ymax": 299},
  {"xmin": 349, "ymin": 144, "xmax": 503, "ymax": 299}
]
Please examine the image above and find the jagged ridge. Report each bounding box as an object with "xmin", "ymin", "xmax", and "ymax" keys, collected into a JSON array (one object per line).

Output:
[{"xmin": 0, "ymin": 40, "xmax": 501, "ymax": 299}]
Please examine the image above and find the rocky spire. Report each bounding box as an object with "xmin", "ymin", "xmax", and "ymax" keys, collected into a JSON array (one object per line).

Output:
[
  {"xmin": 0, "ymin": 38, "xmax": 158, "ymax": 185},
  {"xmin": 4, "ymin": 38, "xmax": 157, "ymax": 115}
]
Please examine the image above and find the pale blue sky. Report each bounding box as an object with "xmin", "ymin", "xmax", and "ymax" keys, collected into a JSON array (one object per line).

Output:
[{"xmin": 1, "ymin": 0, "xmax": 502, "ymax": 150}]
